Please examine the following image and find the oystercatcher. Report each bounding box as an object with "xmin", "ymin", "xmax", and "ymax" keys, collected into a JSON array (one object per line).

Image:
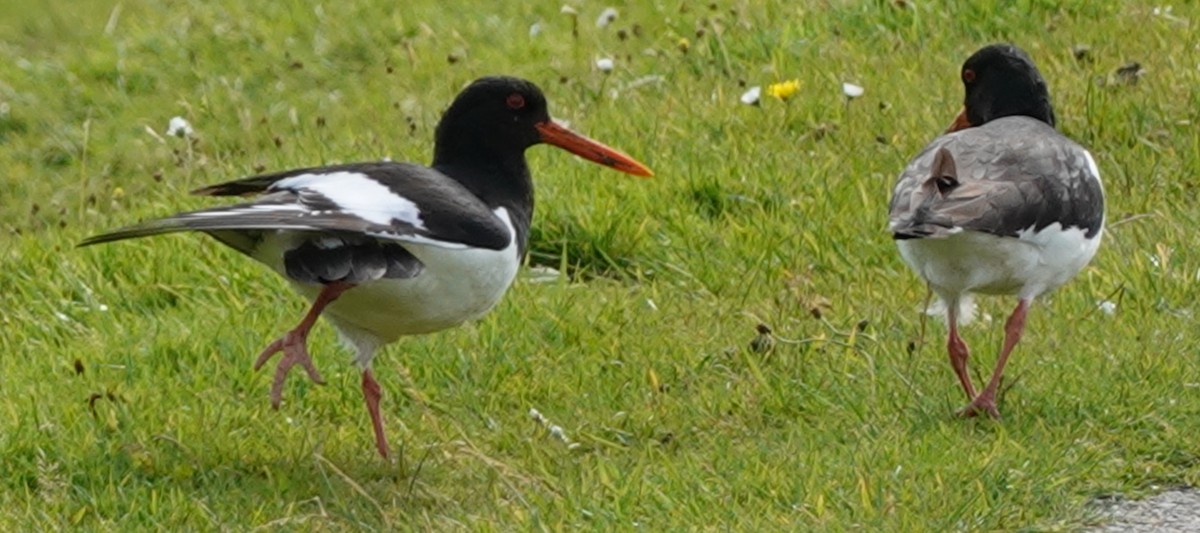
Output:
[
  {"xmin": 82, "ymin": 76, "xmax": 653, "ymax": 457},
  {"xmin": 888, "ymin": 44, "xmax": 1105, "ymax": 417}
]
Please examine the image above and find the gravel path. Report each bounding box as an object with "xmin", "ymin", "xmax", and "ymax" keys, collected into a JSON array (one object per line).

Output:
[{"xmin": 1087, "ymin": 488, "xmax": 1200, "ymax": 532}]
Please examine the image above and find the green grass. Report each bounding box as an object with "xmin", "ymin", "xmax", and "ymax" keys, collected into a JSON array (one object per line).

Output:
[{"xmin": 2, "ymin": 0, "xmax": 1199, "ymax": 530}]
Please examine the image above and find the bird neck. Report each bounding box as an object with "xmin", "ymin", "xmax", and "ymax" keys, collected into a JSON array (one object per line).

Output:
[
  {"xmin": 431, "ymin": 149, "xmax": 535, "ymax": 256},
  {"xmin": 971, "ymin": 83, "xmax": 1056, "ymax": 128}
]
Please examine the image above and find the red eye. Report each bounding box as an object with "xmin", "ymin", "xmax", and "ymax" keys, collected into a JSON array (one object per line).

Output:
[
  {"xmin": 962, "ymin": 69, "xmax": 976, "ymax": 83},
  {"xmin": 506, "ymin": 93, "xmax": 525, "ymax": 109}
]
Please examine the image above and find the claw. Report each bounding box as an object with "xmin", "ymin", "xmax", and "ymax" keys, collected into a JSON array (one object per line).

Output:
[
  {"xmin": 251, "ymin": 281, "xmax": 353, "ymax": 408},
  {"xmin": 956, "ymin": 396, "xmax": 1001, "ymax": 419},
  {"xmin": 255, "ymin": 331, "xmax": 328, "ymax": 408}
]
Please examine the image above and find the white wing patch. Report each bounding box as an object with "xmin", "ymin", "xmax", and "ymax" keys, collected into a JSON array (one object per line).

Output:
[
  {"xmin": 185, "ymin": 204, "xmax": 307, "ymax": 217},
  {"xmin": 273, "ymin": 172, "xmax": 427, "ymax": 228}
]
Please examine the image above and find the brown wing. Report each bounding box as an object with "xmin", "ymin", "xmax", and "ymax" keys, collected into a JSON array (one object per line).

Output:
[{"xmin": 888, "ymin": 116, "xmax": 1104, "ymax": 240}]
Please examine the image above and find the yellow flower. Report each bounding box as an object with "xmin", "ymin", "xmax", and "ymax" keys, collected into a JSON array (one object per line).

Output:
[{"xmin": 766, "ymin": 79, "xmax": 801, "ymax": 101}]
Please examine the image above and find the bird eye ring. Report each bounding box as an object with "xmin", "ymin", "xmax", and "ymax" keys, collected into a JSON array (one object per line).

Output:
[
  {"xmin": 962, "ymin": 69, "xmax": 976, "ymax": 83},
  {"xmin": 506, "ymin": 93, "xmax": 525, "ymax": 109}
]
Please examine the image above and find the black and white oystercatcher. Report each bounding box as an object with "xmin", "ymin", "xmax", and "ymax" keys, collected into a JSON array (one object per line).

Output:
[
  {"xmin": 887, "ymin": 44, "xmax": 1105, "ymax": 417},
  {"xmin": 81, "ymin": 76, "xmax": 653, "ymax": 457}
]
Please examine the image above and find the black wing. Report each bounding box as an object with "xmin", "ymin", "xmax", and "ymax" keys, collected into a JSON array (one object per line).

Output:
[{"xmin": 81, "ymin": 161, "xmax": 513, "ymax": 251}]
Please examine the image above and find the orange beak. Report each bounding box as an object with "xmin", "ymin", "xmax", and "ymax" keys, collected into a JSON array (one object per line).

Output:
[
  {"xmin": 535, "ymin": 120, "xmax": 654, "ymax": 177},
  {"xmin": 945, "ymin": 108, "xmax": 972, "ymax": 133}
]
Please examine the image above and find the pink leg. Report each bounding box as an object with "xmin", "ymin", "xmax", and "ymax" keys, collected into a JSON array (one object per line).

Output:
[
  {"xmin": 362, "ymin": 368, "xmax": 390, "ymax": 458},
  {"xmin": 947, "ymin": 310, "xmax": 977, "ymax": 401},
  {"xmin": 958, "ymin": 299, "xmax": 1030, "ymax": 418},
  {"xmin": 253, "ymin": 281, "xmax": 353, "ymax": 408}
]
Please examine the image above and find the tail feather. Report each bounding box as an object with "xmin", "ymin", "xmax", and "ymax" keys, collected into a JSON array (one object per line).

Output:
[
  {"xmin": 79, "ymin": 203, "xmax": 315, "ymax": 249},
  {"xmin": 926, "ymin": 293, "xmax": 978, "ymax": 325},
  {"xmin": 78, "ymin": 217, "xmax": 202, "ymax": 247}
]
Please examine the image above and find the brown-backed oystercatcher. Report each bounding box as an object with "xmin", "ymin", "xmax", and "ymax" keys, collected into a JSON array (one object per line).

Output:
[{"xmin": 889, "ymin": 44, "xmax": 1105, "ymax": 417}]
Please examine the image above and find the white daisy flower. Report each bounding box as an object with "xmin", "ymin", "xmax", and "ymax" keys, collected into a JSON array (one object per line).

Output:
[
  {"xmin": 842, "ymin": 82, "xmax": 864, "ymax": 98},
  {"xmin": 740, "ymin": 86, "xmax": 762, "ymax": 105},
  {"xmin": 596, "ymin": 7, "xmax": 618, "ymax": 27},
  {"xmin": 166, "ymin": 116, "xmax": 194, "ymax": 138}
]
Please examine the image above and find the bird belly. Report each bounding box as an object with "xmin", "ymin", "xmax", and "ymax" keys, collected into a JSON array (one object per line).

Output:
[
  {"xmin": 249, "ymin": 208, "xmax": 522, "ymax": 343},
  {"xmin": 315, "ymin": 239, "xmax": 520, "ymax": 341},
  {"xmin": 896, "ymin": 223, "xmax": 1101, "ymax": 300}
]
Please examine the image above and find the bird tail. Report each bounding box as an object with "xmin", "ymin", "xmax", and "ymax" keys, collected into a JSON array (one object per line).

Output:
[
  {"xmin": 77, "ymin": 201, "xmax": 299, "ymax": 254},
  {"xmin": 79, "ymin": 192, "xmax": 304, "ymax": 248},
  {"xmin": 926, "ymin": 293, "xmax": 977, "ymax": 325},
  {"xmin": 78, "ymin": 216, "xmax": 205, "ymax": 247}
]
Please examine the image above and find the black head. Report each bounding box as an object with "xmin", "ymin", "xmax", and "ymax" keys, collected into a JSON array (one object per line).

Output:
[
  {"xmin": 432, "ymin": 76, "xmax": 652, "ymax": 177},
  {"xmin": 958, "ymin": 43, "xmax": 1056, "ymax": 128},
  {"xmin": 435, "ymin": 76, "xmax": 552, "ymax": 156}
]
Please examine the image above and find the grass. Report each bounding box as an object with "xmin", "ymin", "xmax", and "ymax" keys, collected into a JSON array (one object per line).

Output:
[{"xmin": 2, "ymin": 0, "xmax": 1199, "ymax": 530}]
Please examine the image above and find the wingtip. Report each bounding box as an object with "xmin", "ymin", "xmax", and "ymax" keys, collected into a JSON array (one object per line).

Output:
[
  {"xmin": 76, "ymin": 232, "xmax": 132, "ymax": 248},
  {"xmin": 891, "ymin": 222, "xmax": 958, "ymax": 240},
  {"xmin": 190, "ymin": 183, "xmax": 235, "ymax": 196}
]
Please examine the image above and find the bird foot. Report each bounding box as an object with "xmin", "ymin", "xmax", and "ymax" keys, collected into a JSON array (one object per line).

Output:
[
  {"xmin": 955, "ymin": 394, "xmax": 1001, "ymax": 419},
  {"xmin": 254, "ymin": 330, "xmax": 326, "ymax": 409}
]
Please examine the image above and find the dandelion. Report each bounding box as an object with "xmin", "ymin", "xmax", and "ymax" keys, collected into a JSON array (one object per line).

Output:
[
  {"xmin": 596, "ymin": 7, "xmax": 618, "ymax": 27},
  {"xmin": 595, "ymin": 57, "xmax": 614, "ymax": 72},
  {"xmin": 842, "ymin": 82, "xmax": 864, "ymax": 99},
  {"xmin": 749, "ymin": 323, "xmax": 775, "ymax": 355},
  {"xmin": 677, "ymin": 37, "xmax": 690, "ymax": 53},
  {"xmin": 1097, "ymin": 300, "xmax": 1117, "ymax": 315},
  {"xmin": 529, "ymin": 22, "xmax": 542, "ymax": 37},
  {"xmin": 166, "ymin": 116, "xmax": 193, "ymax": 138},
  {"xmin": 765, "ymin": 79, "xmax": 801, "ymax": 101},
  {"xmin": 740, "ymin": 86, "xmax": 762, "ymax": 105}
]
